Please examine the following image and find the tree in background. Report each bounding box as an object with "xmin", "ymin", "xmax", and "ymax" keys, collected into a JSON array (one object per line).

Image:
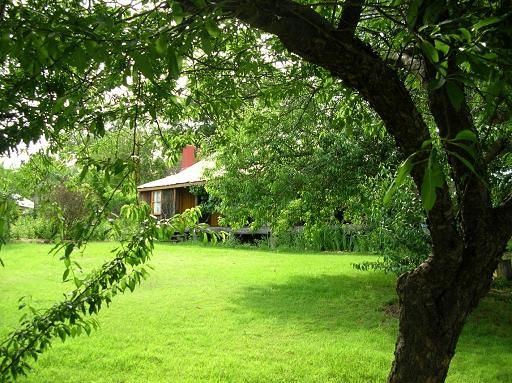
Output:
[
  {"xmin": 204, "ymin": 80, "xmax": 431, "ymax": 264},
  {"xmin": 2, "ymin": 123, "xmax": 175, "ymax": 241},
  {"xmin": 0, "ymin": 165, "xmax": 19, "ymax": 248},
  {"xmin": 0, "ymin": 1, "xmax": 511, "ymax": 382}
]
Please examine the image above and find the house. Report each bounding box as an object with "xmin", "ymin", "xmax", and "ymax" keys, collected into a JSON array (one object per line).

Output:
[
  {"xmin": 138, "ymin": 146, "xmax": 270, "ymax": 239},
  {"xmin": 137, "ymin": 145, "xmax": 220, "ymax": 226}
]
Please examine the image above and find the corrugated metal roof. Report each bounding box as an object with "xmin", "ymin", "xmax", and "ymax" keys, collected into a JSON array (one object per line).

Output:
[{"xmin": 137, "ymin": 159, "xmax": 214, "ymax": 191}]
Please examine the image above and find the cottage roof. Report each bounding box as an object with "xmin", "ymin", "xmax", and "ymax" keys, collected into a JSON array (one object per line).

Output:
[
  {"xmin": 13, "ymin": 194, "xmax": 34, "ymax": 209},
  {"xmin": 137, "ymin": 159, "xmax": 214, "ymax": 191}
]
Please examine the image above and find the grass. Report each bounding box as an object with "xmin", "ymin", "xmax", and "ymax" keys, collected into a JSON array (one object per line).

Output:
[{"xmin": 0, "ymin": 242, "xmax": 511, "ymax": 382}]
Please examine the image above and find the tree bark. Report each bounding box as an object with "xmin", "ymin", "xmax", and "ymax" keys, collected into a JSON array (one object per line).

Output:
[
  {"xmin": 187, "ymin": 1, "xmax": 512, "ymax": 381},
  {"xmin": 389, "ymin": 222, "xmax": 508, "ymax": 381}
]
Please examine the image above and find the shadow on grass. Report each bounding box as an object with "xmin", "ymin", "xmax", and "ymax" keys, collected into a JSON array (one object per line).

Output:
[
  {"xmin": 231, "ymin": 272, "xmax": 398, "ymax": 334},
  {"xmin": 232, "ymin": 272, "xmax": 512, "ymax": 346}
]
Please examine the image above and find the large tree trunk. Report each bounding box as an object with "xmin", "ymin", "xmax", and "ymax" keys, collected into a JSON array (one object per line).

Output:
[
  {"xmin": 389, "ymin": 213, "xmax": 510, "ymax": 382},
  {"xmin": 389, "ymin": 275, "xmax": 470, "ymax": 382}
]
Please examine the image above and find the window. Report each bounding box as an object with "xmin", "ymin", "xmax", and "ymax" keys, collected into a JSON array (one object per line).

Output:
[{"xmin": 152, "ymin": 190, "xmax": 162, "ymax": 215}]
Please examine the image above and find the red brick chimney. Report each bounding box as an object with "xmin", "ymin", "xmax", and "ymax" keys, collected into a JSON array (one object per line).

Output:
[{"xmin": 181, "ymin": 145, "xmax": 196, "ymax": 170}]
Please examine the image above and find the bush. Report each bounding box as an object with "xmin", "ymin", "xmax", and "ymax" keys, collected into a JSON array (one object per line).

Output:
[
  {"xmin": 10, "ymin": 215, "xmax": 57, "ymax": 240},
  {"xmin": 268, "ymin": 224, "xmax": 363, "ymax": 252}
]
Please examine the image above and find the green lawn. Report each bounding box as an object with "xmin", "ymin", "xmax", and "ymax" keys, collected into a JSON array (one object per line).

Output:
[{"xmin": 0, "ymin": 242, "xmax": 511, "ymax": 382}]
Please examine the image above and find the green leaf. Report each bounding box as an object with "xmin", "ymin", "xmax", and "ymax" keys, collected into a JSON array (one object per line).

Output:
[
  {"xmin": 420, "ymin": 39, "xmax": 439, "ymax": 63},
  {"xmin": 154, "ymin": 35, "xmax": 168, "ymax": 56},
  {"xmin": 446, "ymin": 82, "xmax": 464, "ymax": 111},
  {"xmin": 384, "ymin": 156, "xmax": 414, "ymax": 205},
  {"xmin": 70, "ymin": 46, "xmax": 88, "ymax": 71},
  {"xmin": 65, "ymin": 243, "xmax": 75, "ymax": 258},
  {"xmin": 421, "ymin": 139, "xmax": 433, "ymax": 150},
  {"xmin": 201, "ymin": 31, "xmax": 213, "ymax": 54},
  {"xmin": 458, "ymin": 28, "xmax": 472, "ymax": 42},
  {"xmin": 428, "ymin": 77, "xmax": 446, "ymax": 90},
  {"xmin": 421, "ymin": 152, "xmax": 444, "ymax": 211},
  {"xmin": 434, "ymin": 40, "xmax": 450, "ymax": 55},
  {"xmin": 127, "ymin": 278, "xmax": 136, "ymax": 292},
  {"xmin": 57, "ymin": 328, "xmax": 66, "ymax": 342},
  {"xmin": 448, "ymin": 151, "xmax": 489, "ymax": 187},
  {"xmin": 78, "ymin": 164, "xmax": 89, "ymax": 181},
  {"xmin": 62, "ymin": 268, "xmax": 70, "ymax": 282},
  {"xmin": 52, "ymin": 97, "xmax": 66, "ymax": 113},
  {"xmin": 132, "ymin": 52, "xmax": 154, "ymax": 80},
  {"xmin": 450, "ymin": 142, "xmax": 477, "ymax": 159},
  {"xmin": 171, "ymin": 4, "xmax": 184, "ymax": 24},
  {"xmin": 205, "ymin": 19, "xmax": 221, "ymax": 38},
  {"xmin": 167, "ymin": 47, "xmax": 180, "ymax": 79},
  {"xmin": 453, "ymin": 129, "xmax": 476, "ymax": 142},
  {"xmin": 473, "ymin": 16, "xmax": 503, "ymax": 31},
  {"xmin": 94, "ymin": 114, "xmax": 105, "ymax": 136}
]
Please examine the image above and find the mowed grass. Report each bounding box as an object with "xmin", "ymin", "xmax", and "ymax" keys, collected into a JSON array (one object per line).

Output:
[{"xmin": 0, "ymin": 243, "xmax": 511, "ymax": 383}]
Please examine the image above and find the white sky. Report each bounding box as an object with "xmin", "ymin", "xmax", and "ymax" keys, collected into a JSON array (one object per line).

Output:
[{"xmin": 0, "ymin": 139, "xmax": 48, "ymax": 169}]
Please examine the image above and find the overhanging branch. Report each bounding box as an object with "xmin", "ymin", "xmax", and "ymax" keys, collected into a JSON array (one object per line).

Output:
[{"xmin": 337, "ymin": 0, "xmax": 364, "ymax": 33}]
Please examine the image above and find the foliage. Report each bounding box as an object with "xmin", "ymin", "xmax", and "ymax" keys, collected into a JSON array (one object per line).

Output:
[
  {"xmin": 48, "ymin": 185, "xmax": 89, "ymax": 238},
  {"xmin": 9, "ymin": 215, "xmax": 56, "ymax": 241},
  {"xmin": 188, "ymin": 185, "xmax": 220, "ymax": 222},
  {"xmin": 205, "ymin": 113, "xmax": 430, "ymax": 269},
  {"xmin": 348, "ymin": 172, "xmax": 431, "ymax": 274},
  {"xmin": 207, "ymin": 117, "xmax": 394, "ymax": 226},
  {"xmin": 0, "ymin": 167, "xmax": 21, "ymax": 250},
  {"xmin": 269, "ymin": 224, "xmax": 361, "ymax": 252},
  {"xmin": 0, "ymin": 193, "xmax": 18, "ymax": 254}
]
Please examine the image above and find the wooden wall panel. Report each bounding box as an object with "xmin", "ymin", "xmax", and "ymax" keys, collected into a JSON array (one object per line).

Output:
[
  {"xmin": 179, "ymin": 188, "xmax": 197, "ymax": 213},
  {"xmin": 139, "ymin": 191, "xmax": 151, "ymax": 205},
  {"xmin": 210, "ymin": 213, "xmax": 220, "ymax": 226}
]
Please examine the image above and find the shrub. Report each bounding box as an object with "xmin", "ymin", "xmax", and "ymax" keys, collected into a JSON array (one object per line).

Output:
[
  {"xmin": 10, "ymin": 215, "xmax": 57, "ymax": 240},
  {"xmin": 269, "ymin": 224, "xmax": 362, "ymax": 252}
]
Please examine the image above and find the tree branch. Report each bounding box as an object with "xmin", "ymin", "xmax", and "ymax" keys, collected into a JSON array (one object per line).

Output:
[
  {"xmin": 337, "ymin": 0, "xmax": 364, "ymax": 33},
  {"xmin": 485, "ymin": 135, "xmax": 511, "ymax": 163},
  {"xmin": 424, "ymin": 56, "xmax": 494, "ymax": 258}
]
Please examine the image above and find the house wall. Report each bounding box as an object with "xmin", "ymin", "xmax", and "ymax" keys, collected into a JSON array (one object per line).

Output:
[
  {"xmin": 162, "ymin": 189, "xmax": 174, "ymax": 218},
  {"xmin": 139, "ymin": 190, "xmax": 174, "ymax": 218},
  {"xmin": 210, "ymin": 213, "xmax": 220, "ymax": 226},
  {"xmin": 140, "ymin": 191, "xmax": 151, "ymax": 205},
  {"xmin": 178, "ymin": 187, "xmax": 197, "ymax": 213},
  {"xmin": 139, "ymin": 186, "xmax": 221, "ymax": 226}
]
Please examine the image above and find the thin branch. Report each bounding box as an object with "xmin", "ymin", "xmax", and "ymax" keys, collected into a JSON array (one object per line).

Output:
[{"xmin": 485, "ymin": 135, "xmax": 511, "ymax": 163}]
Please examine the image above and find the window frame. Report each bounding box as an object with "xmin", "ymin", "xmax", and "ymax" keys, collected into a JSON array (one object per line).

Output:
[{"xmin": 152, "ymin": 190, "xmax": 162, "ymax": 215}]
